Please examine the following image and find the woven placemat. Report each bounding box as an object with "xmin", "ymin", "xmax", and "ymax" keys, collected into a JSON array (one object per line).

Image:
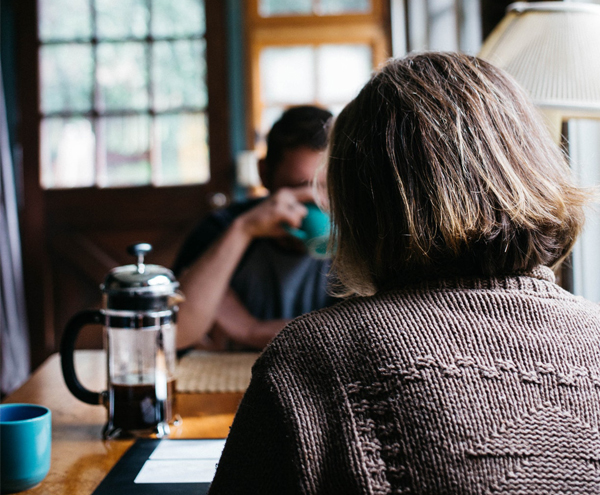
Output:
[{"xmin": 176, "ymin": 351, "xmax": 261, "ymax": 393}]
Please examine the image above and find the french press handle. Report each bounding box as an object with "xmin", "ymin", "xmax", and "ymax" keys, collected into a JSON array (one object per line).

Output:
[{"xmin": 60, "ymin": 310, "xmax": 105, "ymax": 406}]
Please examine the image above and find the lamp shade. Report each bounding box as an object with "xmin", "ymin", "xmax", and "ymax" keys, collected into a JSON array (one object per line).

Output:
[{"xmin": 479, "ymin": 2, "xmax": 600, "ymax": 119}]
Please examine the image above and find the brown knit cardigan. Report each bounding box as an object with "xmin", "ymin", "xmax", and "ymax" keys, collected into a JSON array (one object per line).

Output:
[{"xmin": 208, "ymin": 267, "xmax": 600, "ymax": 494}]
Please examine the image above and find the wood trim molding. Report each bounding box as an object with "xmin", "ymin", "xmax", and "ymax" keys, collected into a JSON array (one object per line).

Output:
[
  {"xmin": 15, "ymin": 0, "xmax": 51, "ymax": 368},
  {"xmin": 205, "ymin": 0, "xmax": 233, "ymax": 196}
]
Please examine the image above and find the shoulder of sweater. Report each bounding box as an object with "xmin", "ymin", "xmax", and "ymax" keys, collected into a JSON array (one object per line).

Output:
[
  {"xmin": 268, "ymin": 269, "xmax": 598, "ymax": 344},
  {"xmin": 256, "ymin": 292, "xmax": 407, "ymax": 366},
  {"xmin": 254, "ymin": 272, "xmax": 600, "ymax": 381}
]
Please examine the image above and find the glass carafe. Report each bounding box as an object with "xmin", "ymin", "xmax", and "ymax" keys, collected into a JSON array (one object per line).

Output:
[{"xmin": 60, "ymin": 243, "xmax": 182, "ymax": 439}]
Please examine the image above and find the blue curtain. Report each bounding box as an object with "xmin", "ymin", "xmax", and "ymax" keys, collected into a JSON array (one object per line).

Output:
[{"xmin": 0, "ymin": 1, "xmax": 30, "ymax": 394}]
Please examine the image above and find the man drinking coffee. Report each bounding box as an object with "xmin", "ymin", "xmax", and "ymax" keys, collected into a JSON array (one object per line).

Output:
[{"xmin": 173, "ymin": 106, "xmax": 336, "ymax": 351}]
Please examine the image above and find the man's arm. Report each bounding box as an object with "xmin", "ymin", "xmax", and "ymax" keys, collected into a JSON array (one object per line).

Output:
[
  {"xmin": 176, "ymin": 187, "xmax": 313, "ymax": 349},
  {"xmin": 212, "ymin": 289, "xmax": 290, "ymax": 349}
]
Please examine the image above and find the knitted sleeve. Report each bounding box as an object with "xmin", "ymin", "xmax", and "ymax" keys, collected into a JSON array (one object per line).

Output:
[{"xmin": 208, "ymin": 366, "xmax": 297, "ymax": 495}]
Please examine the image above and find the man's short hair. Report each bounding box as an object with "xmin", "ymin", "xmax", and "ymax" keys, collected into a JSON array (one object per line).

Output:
[
  {"xmin": 265, "ymin": 105, "xmax": 333, "ymax": 171},
  {"xmin": 327, "ymin": 52, "xmax": 590, "ymax": 296}
]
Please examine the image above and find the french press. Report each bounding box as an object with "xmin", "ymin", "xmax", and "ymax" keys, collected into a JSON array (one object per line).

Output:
[{"xmin": 60, "ymin": 243, "xmax": 181, "ymax": 439}]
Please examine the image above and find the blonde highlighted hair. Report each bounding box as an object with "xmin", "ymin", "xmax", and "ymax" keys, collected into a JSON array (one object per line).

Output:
[{"xmin": 327, "ymin": 52, "xmax": 589, "ymax": 296}]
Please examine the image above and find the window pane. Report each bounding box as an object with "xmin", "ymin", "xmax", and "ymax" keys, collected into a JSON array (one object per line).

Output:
[
  {"xmin": 407, "ymin": 0, "xmax": 428, "ymax": 51},
  {"xmin": 259, "ymin": 0, "xmax": 371, "ymax": 16},
  {"xmin": 318, "ymin": 0, "xmax": 371, "ymax": 14},
  {"xmin": 40, "ymin": 118, "xmax": 95, "ymax": 189},
  {"xmin": 570, "ymin": 119, "xmax": 600, "ymax": 301},
  {"xmin": 259, "ymin": 0, "xmax": 312, "ymax": 16},
  {"xmin": 260, "ymin": 46, "xmax": 315, "ymax": 104},
  {"xmin": 154, "ymin": 113, "xmax": 210, "ymax": 185},
  {"xmin": 40, "ymin": 45, "xmax": 94, "ymax": 113},
  {"xmin": 151, "ymin": 0, "xmax": 205, "ymax": 38},
  {"xmin": 96, "ymin": 0, "xmax": 149, "ymax": 39},
  {"xmin": 97, "ymin": 42, "xmax": 149, "ymax": 111},
  {"xmin": 459, "ymin": 0, "xmax": 482, "ymax": 55},
  {"xmin": 317, "ymin": 44, "xmax": 371, "ymax": 103},
  {"xmin": 428, "ymin": 0, "xmax": 458, "ymax": 51},
  {"xmin": 98, "ymin": 116, "xmax": 151, "ymax": 187},
  {"xmin": 152, "ymin": 40, "xmax": 206, "ymax": 111},
  {"xmin": 260, "ymin": 106, "xmax": 285, "ymax": 139},
  {"xmin": 38, "ymin": 0, "xmax": 92, "ymax": 41}
]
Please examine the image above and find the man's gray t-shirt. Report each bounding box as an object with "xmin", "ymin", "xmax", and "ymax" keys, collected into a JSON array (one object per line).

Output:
[{"xmin": 172, "ymin": 199, "xmax": 336, "ymax": 321}]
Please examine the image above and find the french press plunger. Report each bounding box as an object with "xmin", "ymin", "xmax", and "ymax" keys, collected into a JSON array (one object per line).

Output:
[{"xmin": 60, "ymin": 243, "xmax": 181, "ymax": 439}]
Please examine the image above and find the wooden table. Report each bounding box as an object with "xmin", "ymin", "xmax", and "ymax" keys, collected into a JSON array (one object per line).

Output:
[{"xmin": 3, "ymin": 350, "xmax": 244, "ymax": 495}]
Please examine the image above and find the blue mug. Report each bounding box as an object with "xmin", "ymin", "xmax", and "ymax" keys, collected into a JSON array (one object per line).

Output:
[
  {"xmin": 0, "ymin": 404, "xmax": 52, "ymax": 494},
  {"xmin": 284, "ymin": 203, "xmax": 331, "ymax": 258}
]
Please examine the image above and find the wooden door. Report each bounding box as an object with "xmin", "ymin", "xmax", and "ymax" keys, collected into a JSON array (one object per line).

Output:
[{"xmin": 15, "ymin": 0, "xmax": 232, "ymax": 369}]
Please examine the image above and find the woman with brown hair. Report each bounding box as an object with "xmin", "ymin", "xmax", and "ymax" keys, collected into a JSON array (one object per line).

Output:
[{"xmin": 208, "ymin": 52, "xmax": 600, "ymax": 494}]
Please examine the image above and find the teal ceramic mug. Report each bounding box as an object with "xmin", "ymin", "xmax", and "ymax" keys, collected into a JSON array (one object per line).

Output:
[
  {"xmin": 284, "ymin": 203, "xmax": 331, "ymax": 258},
  {"xmin": 0, "ymin": 404, "xmax": 52, "ymax": 494}
]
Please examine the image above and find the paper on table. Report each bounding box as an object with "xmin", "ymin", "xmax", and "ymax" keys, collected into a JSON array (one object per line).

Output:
[
  {"xmin": 135, "ymin": 459, "xmax": 219, "ymax": 484},
  {"xmin": 134, "ymin": 439, "xmax": 226, "ymax": 484},
  {"xmin": 150, "ymin": 439, "xmax": 226, "ymax": 460}
]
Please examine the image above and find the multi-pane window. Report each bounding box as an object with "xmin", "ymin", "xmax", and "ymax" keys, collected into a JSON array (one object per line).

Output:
[
  {"xmin": 247, "ymin": 0, "xmax": 390, "ymax": 147},
  {"xmin": 38, "ymin": 0, "xmax": 209, "ymax": 189},
  {"xmin": 259, "ymin": 44, "xmax": 372, "ymax": 134}
]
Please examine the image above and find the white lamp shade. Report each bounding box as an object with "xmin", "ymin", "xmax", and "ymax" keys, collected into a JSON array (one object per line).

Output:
[{"xmin": 479, "ymin": 2, "xmax": 600, "ymax": 119}]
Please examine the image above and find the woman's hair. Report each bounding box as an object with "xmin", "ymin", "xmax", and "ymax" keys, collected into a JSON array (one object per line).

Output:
[{"xmin": 327, "ymin": 51, "xmax": 590, "ymax": 296}]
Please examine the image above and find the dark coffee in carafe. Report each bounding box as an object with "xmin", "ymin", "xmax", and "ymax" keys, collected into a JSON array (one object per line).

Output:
[{"xmin": 111, "ymin": 379, "xmax": 176, "ymax": 431}]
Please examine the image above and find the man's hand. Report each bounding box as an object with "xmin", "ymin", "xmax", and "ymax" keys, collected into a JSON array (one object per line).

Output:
[{"xmin": 237, "ymin": 187, "xmax": 315, "ymax": 239}]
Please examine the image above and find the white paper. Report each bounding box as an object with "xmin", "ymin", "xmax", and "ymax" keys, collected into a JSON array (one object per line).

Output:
[
  {"xmin": 134, "ymin": 439, "xmax": 226, "ymax": 484},
  {"xmin": 134, "ymin": 459, "xmax": 219, "ymax": 484},
  {"xmin": 150, "ymin": 439, "xmax": 226, "ymax": 460}
]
